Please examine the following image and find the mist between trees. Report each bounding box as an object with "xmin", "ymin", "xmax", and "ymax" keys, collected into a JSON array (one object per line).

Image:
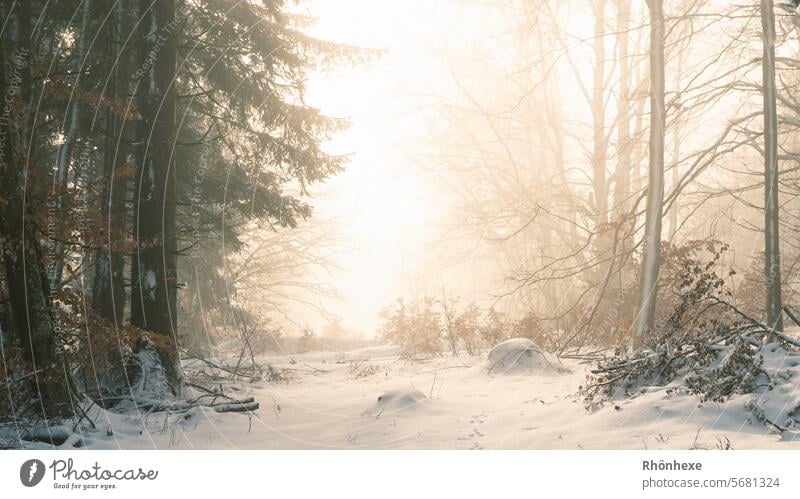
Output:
[
  {"xmin": 2, "ymin": 0, "xmax": 800, "ymax": 447},
  {"xmin": 387, "ymin": 0, "xmax": 795, "ymax": 350}
]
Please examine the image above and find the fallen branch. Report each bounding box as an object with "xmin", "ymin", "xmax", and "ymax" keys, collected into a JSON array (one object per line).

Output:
[
  {"xmin": 708, "ymin": 298, "xmax": 800, "ymax": 348},
  {"xmin": 213, "ymin": 402, "xmax": 259, "ymax": 413}
]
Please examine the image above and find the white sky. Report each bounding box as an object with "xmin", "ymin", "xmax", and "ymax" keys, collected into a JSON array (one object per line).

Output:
[{"xmin": 301, "ymin": 0, "xmax": 468, "ymax": 335}]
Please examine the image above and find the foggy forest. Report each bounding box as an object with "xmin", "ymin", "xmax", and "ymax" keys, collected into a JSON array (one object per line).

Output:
[{"xmin": 3, "ymin": 0, "xmax": 800, "ymax": 450}]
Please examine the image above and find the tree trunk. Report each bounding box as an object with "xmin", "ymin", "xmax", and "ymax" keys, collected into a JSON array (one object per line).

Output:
[
  {"xmin": 0, "ymin": 0, "xmax": 72, "ymax": 419},
  {"xmin": 591, "ymin": 0, "xmax": 608, "ymax": 225},
  {"xmin": 613, "ymin": 0, "xmax": 632, "ymax": 222},
  {"xmin": 130, "ymin": 0, "xmax": 180, "ymax": 391},
  {"xmin": 92, "ymin": 0, "xmax": 129, "ymax": 325},
  {"xmin": 633, "ymin": 0, "xmax": 666, "ymax": 346},
  {"xmin": 611, "ymin": 0, "xmax": 633, "ymax": 322},
  {"xmin": 761, "ymin": 0, "xmax": 784, "ymax": 331},
  {"xmin": 668, "ymin": 51, "xmax": 685, "ymax": 240},
  {"xmin": 52, "ymin": 0, "xmax": 92, "ymax": 287},
  {"xmin": 591, "ymin": 0, "xmax": 610, "ymax": 273}
]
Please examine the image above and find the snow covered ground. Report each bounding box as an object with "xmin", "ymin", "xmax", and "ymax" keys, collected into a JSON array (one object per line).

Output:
[{"xmin": 55, "ymin": 344, "xmax": 800, "ymax": 450}]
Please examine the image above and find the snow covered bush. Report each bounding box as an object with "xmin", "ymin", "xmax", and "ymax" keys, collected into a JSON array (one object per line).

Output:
[
  {"xmin": 683, "ymin": 337, "xmax": 762, "ymax": 401},
  {"xmin": 487, "ymin": 338, "xmax": 558, "ymax": 374},
  {"xmin": 581, "ymin": 294, "xmax": 800, "ymax": 432},
  {"xmin": 363, "ymin": 387, "xmax": 428, "ymax": 416},
  {"xmin": 582, "ymin": 243, "xmax": 741, "ymax": 401},
  {"xmin": 580, "ymin": 239, "xmax": 800, "ymax": 434}
]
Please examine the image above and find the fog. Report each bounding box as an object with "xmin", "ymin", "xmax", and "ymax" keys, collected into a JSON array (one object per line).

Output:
[
  {"xmin": 288, "ymin": 0, "xmax": 783, "ymax": 341},
  {"xmin": 6, "ymin": 0, "xmax": 800, "ymax": 452}
]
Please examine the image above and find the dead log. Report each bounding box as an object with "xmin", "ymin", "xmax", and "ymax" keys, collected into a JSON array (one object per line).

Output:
[{"xmin": 213, "ymin": 402, "xmax": 259, "ymax": 413}]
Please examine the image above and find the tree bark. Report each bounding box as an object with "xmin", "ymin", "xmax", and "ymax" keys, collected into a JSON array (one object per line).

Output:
[
  {"xmin": 0, "ymin": 0, "xmax": 72, "ymax": 418},
  {"xmin": 761, "ymin": 0, "xmax": 784, "ymax": 331},
  {"xmin": 633, "ymin": 0, "xmax": 666, "ymax": 346},
  {"xmin": 92, "ymin": 0, "xmax": 129, "ymax": 325},
  {"xmin": 130, "ymin": 0, "xmax": 180, "ymax": 391}
]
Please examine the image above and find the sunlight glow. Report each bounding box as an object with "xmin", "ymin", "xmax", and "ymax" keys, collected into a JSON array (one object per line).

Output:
[{"xmin": 304, "ymin": 0, "xmax": 601, "ymax": 334}]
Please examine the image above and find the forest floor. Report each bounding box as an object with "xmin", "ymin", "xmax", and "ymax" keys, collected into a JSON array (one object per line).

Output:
[{"xmin": 57, "ymin": 342, "xmax": 800, "ymax": 450}]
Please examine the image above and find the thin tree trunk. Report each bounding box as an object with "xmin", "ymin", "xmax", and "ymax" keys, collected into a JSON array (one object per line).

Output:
[
  {"xmin": 611, "ymin": 0, "xmax": 633, "ymax": 328},
  {"xmin": 613, "ymin": 0, "xmax": 632, "ymax": 222},
  {"xmin": 591, "ymin": 0, "xmax": 608, "ymax": 224},
  {"xmin": 633, "ymin": 0, "xmax": 666, "ymax": 346},
  {"xmin": 761, "ymin": 0, "xmax": 784, "ymax": 331},
  {"xmin": 630, "ymin": 24, "xmax": 649, "ymax": 202},
  {"xmin": 52, "ymin": 0, "xmax": 92, "ymax": 287},
  {"xmin": 668, "ymin": 51, "xmax": 684, "ymax": 240},
  {"xmin": 631, "ymin": 88, "xmax": 646, "ymax": 196},
  {"xmin": 130, "ymin": 0, "xmax": 180, "ymax": 391}
]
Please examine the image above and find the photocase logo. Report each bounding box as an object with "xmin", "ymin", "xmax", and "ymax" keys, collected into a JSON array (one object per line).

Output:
[{"xmin": 20, "ymin": 459, "xmax": 45, "ymax": 487}]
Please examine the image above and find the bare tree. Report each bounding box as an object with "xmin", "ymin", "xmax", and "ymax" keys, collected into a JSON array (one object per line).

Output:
[
  {"xmin": 761, "ymin": 0, "xmax": 784, "ymax": 331},
  {"xmin": 633, "ymin": 0, "xmax": 666, "ymax": 345}
]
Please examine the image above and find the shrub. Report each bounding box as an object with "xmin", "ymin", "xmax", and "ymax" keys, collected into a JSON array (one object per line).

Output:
[
  {"xmin": 296, "ymin": 327, "xmax": 323, "ymax": 353},
  {"xmin": 479, "ymin": 308, "xmax": 506, "ymax": 347},
  {"xmin": 379, "ymin": 299, "xmax": 442, "ymax": 358},
  {"xmin": 441, "ymin": 298, "xmax": 483, "ymax": 355},
  {"xmin": 452, "ymin": 302, "xmax": 482, "ymax": 355},
  {"xmin": 250, "ymin": 326, "xmax": 283, "ymax": 355}
]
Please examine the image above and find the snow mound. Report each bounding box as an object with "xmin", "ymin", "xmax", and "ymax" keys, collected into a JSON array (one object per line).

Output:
[
  {"xmin": 487, "ymin": 338, "xmax": 556, "ymax": 374},
  {"xmin": 363, "ymin": 387, "xmax": 428, "ymax": 415}
]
